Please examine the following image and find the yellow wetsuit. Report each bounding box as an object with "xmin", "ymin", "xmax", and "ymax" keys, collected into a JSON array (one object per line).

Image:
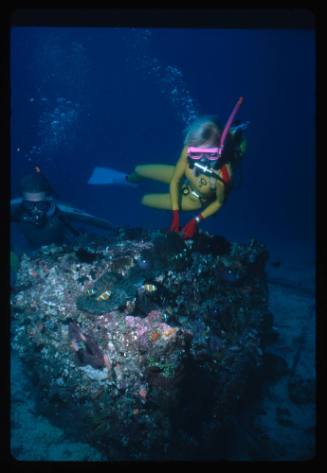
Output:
[{"xmin": 132, "ymin": 146, "xmax": 232, "ymax": 221}]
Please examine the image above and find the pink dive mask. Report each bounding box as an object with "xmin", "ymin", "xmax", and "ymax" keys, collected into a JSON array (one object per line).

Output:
[
  {"xmin": 187, "ymin": 96, "xmax": 244, "ymax": 169},
  {"xmin": 187, "ymin": 146, "xmax": 219, "ymax": 160}
]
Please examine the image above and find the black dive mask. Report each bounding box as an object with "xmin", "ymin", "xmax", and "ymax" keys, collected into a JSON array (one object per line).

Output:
[{"xmin": 21, "ymin": 200, "xmax": 54, "ymax": 227}]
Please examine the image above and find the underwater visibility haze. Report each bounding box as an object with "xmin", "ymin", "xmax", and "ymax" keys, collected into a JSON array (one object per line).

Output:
[{"xmin": 10, "ymin": 24, "xmax": 316, "ymax": 461}]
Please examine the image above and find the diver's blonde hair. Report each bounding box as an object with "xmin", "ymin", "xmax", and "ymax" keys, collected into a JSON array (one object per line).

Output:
[{"xmin": 184, "ymin": 116, "xmax": 221, "ymax": 147}]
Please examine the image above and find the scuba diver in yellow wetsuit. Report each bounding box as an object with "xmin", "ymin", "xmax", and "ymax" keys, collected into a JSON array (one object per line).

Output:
[
  {"xmin": 88, "ymin": 97, "xmax": 248, "ymax": 239},
  {"xmin": 128, "ymin": 96, "xmax": 247, "ymax": 239}
]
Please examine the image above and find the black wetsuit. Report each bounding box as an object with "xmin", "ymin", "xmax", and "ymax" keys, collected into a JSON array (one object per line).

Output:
[{"xmin": 11, "ymin": 204, "xmax": 69, "ymax": 249}]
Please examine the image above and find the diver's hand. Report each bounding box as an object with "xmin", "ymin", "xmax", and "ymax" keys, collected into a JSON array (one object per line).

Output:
[
  {"xmin": 182, "ymin": 214, "xmax": 204, "ymax": 239},
  {"xmin": 168, "ymin": 210, "xmax": 180, "ymax": 232}
]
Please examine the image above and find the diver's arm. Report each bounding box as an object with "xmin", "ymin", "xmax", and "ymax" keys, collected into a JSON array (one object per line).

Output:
[
  {"xmin": 200, "ymin": 163, "xmax": 232, "ymax": 219},
  {"xmin": 182, "ymin": 180, "xmax": 225, "ymax": 239},
  {"xmin": 56, "ymin": 202, "xmax": 114, "ymax": 230},
  {"xmin": 201, "ymin": 180, "xmax": 225, "ymax": 219},
  {"xmin": 169, "ymin": 147, "xmax": 188, "ymax": 211},
  {"xmin": 200, "ymin": 199, "xmax": 223, "ymax": 219}
]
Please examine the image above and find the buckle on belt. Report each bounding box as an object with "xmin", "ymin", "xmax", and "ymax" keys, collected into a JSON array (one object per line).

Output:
[
  {"xmin": 190, "ymin": 189, "xmax": 201, "ymax": 200},
  {"xmin": 182, "ymin": 184, "xmax": 202, "ymax": 201}
]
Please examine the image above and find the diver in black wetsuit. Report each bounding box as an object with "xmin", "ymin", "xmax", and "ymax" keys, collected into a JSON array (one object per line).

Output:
[{"xmin": 11, "ymin": 170, "xmax": 113, "ymax": 250}]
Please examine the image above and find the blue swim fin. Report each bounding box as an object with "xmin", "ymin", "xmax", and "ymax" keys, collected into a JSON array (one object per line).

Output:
[{"xmin": 88, "ymin": 167, "xmax": 137, "ymax": 187}]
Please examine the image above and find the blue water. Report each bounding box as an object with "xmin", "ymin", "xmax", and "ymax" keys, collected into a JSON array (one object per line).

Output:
[
  {"xmin": 10, "ymin": 24, "xmax": 316, "ymax": 460},
  {"xmin": 11, "ymin": 26, "xmax": 315, "ymax": 246}
]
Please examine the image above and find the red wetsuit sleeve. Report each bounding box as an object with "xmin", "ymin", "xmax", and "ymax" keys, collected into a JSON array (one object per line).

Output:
[{"xmin": 220, "ymin": 165, "xmax": 231, "ymax": 185}]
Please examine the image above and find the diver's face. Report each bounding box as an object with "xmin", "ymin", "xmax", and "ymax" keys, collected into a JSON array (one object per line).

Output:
[{"xmin": 22, "ymin": 192, "xmax": 51, "ymax": 226}]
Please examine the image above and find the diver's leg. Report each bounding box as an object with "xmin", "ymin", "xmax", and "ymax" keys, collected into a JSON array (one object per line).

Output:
[
  {"xmin": 180, "ymin": 194, "xmax": 202, "ymax": 211},
  {"xmin": 128, "ymin": 164, "xmax": 176, "ymax": 184},
  {"xmin": 141, "ymin": 193, "xmax": 202, "ymax": 211},
  {"xmin": 126, "ymin": 171, "xmax": 144, "ymax": 183},
  {"xmin": 141, "ymin": 193, "xmax": 172, "ymax": 209}
]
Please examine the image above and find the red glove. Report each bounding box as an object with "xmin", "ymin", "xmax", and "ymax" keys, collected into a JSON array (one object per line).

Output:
[
  {"xmin": 182, "ymin": 214, "xmax": 204, "ymax": 239},
  {"xmin": 169, "ymin": 210, "xmax": 180, "ymax": 232}
]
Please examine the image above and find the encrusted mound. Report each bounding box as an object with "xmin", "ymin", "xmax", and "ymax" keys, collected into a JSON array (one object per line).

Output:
[{"xmin": 11, "ymin": 228, "xmax": 273, "ymax": 460}]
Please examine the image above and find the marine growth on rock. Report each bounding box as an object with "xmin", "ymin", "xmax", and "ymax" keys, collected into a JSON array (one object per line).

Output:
[{"xmin": 11, "ymin": 229, "xmax": 273, "ymax": 460}]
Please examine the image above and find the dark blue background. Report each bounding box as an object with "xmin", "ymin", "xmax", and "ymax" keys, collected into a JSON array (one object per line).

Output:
[{"xmin": 11, "ymin": 27, "xmax": 315, "ymax": 250}]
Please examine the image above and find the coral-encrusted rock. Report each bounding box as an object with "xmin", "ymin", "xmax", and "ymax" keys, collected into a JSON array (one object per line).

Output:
[{"xmin": 11, "ymin": 230, "xmax": 271, "ymax": 460}]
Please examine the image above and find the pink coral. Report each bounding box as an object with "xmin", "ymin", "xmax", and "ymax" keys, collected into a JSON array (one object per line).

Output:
[{"xmin": 146, "ymin": 310, "xmax": 162, "ymax": 323}]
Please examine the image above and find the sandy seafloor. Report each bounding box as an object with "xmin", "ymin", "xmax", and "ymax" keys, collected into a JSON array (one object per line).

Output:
[{"xmin": 10, "ymin": 237, "xmax": 316, "ymax": 462}]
